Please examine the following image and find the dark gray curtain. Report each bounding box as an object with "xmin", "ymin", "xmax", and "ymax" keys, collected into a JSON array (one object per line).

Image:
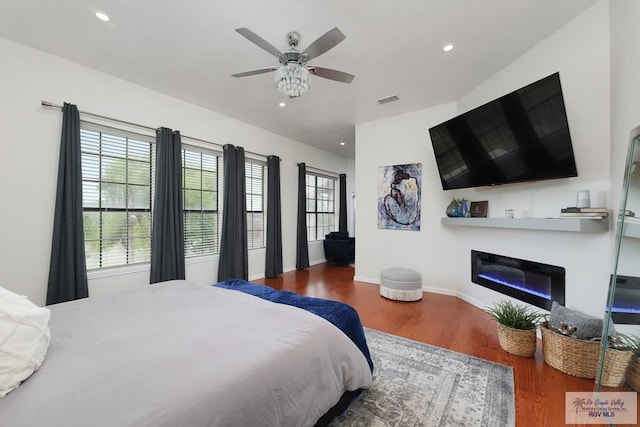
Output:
[
  {"xmin": 150, "ymin": 128, "xmax": 185, "ymax": 284},
  {"xmin": 339, "ymin": 173, "xmax": 348, "ymax": 234},
  {"xmin": 296, "ymin": 163, "xmax": 309, "ymax": 270},
  {"xmin": 265, "ymin": 155, "xmax": 282, "ymax": 278},
  {"xmin": 218, "ymin": 144, "xmax": 248, "ymax": 281},
  {"xmin": 46, "ymin": 103, "xmax": 88, "ymax": 305}
]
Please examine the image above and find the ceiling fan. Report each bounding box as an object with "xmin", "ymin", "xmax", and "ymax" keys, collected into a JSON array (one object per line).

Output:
[{"xmin": 231, "ymin": 27, "xmax": 355, "ymax": 98}]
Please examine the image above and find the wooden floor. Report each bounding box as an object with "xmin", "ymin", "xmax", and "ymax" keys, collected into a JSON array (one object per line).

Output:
[{"xmin": 254, "ymin": 263, "xmax": 636, "ymax": 427}]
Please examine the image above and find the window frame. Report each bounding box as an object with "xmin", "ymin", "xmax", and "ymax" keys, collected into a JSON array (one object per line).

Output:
[
  {"xmin": 78, "ymin": 121, "xmax": 273, "ymax": 271},
  {"xmin": 305, "ymin": 172, "xmax": 337, "ymax": 241},
  {"xmin": 80, "ymin": 122, "xmax": 155, "ymax": 270},
  {"xmin": 182, "ymin": 145, "xmax": 220, "ymax": 258},
  {"xmin": 245, "ymin": 158, "xmax": 267, "ymax": 250}
]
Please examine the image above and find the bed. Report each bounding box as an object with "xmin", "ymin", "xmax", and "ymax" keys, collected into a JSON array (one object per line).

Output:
[{"xmin": 0, "ymin": 280, "xmax": 373, "ymax": 426}]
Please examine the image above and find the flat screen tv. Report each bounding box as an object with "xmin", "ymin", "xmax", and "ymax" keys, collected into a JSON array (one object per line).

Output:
[{"xmin": 428, "ymin": 72, "xmax": 578, "ymax": 190}]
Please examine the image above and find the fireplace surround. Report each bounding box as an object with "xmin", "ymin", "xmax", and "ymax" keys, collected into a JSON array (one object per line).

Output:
[{"xmin": 471, "ymin": 250, "xmax": 565, "ymax": 310}]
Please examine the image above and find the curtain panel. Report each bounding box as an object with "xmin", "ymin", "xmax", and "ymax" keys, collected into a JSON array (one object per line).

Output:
[
  {"xmin": 217, "ymin": 144, "xmax": 248, "ymax": 281},
  {"xmin": 150, "ymin": 128, "xmax": 185, "ymax": 284},
  {"xmin": 265, "ymin": 155, "xmax": 283, "ymax": 278},
  {"xmin": 46, "ymin": 102, "xmax": 89, "ymax": 305},
  {"xmin": 296, "ymin": 163, "xmax": 309, "ymax": 270},
  {"xmin": 339, "ymin": 173, "xmax": 348, "ymax": 234}
]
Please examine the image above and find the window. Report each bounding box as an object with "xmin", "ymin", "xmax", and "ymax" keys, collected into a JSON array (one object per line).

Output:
[
  {"xmin": 81, "ymin": 123, "xmax": 267, "ymax": 267},
  {"xmin": 246, "ymin": 160, "xmax": 266, "ymax": 249},
  {"xmin": 183, "ymin": 146, "xmax": 219, "ymax": 257},
  {"xmin": 306, "ymin": 173, "xmax": 336, "ymax": 241},
  {"xmin": 81, "ymin": 125, "xmax": 154, "ymax": 269}
]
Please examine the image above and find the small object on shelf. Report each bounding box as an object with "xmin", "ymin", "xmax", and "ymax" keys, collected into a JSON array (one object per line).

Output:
[
  {"xmin": 576, "ymin": 190, "xmax": 591, "ymax": 208},
  {"xmin": 446, "ymin": 198, "xmax": 468, "ymax": 217},
  {"xmin": 560, "ymin": 207, "xmax": 608, "ymax": 219},
  {"xmin": 470, "ymin": 200, "xmax": 488, "ymax": 217},
  {"xmin": 561, "ymin": 207, "xmax": 608, "ymax": 213},
  {"xmin": 505, "ymin": 209, "xmax": 514, "ymax": 218},
  {"xmin": 560, "ymin": 212, "xmax": 608, "ymax": 218}
]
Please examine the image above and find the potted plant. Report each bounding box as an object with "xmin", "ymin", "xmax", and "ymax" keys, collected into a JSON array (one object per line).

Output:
[
  {"xmin": 485, "ymin": 300, "xmax": 543, "ymax": 357},
  {"xmin": 621, "ymin": 334, "xmax": 640, "ymax": 391}
]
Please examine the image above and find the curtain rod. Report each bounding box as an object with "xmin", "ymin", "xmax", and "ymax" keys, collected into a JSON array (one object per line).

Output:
[
  {"xmin": 304, "ymin": 164, "xmax": 341, "ymax": 178},
  {"xmin": 41, "ymin": 100, "xmax": 264, "ymax": 158}
]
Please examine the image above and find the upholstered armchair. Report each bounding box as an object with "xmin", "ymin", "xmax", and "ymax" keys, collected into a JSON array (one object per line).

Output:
[{"xmin": 323, "ymin": 231, "xmax": 355, "ymax": 265}]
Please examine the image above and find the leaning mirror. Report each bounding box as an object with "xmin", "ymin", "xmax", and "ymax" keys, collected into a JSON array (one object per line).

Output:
[{"xmin": 596, "ymin": 126, "xmax": 640, "ymax": 411}]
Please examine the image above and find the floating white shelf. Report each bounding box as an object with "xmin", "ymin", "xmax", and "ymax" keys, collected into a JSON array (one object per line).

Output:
[
  {"xmin": 441, "ymin": 216, "xmax": 610, "ymax": 233},
  {"xmin": 622, "ymin": 220, "xmax": 640, "ymax": 238}
]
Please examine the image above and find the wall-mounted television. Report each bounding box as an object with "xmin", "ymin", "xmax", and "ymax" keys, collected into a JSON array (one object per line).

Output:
[{"xmin": 428, "ymin": 72, "xmax": 578, "ymax": 190}]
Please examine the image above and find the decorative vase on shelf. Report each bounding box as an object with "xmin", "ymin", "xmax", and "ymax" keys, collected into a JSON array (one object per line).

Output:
[
  {"xmin": 460, "ymin": 200, "xmax": 470, "ymax": 217},
  {"xmin": 446, "ymin": 198, "xmax": 464, "ymax": 217},
  {"xmin": 446, "ymin": 202, "xmax": 457, "ymax": 217}
]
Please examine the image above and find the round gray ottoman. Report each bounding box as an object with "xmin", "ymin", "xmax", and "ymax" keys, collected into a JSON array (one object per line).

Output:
[{"xmin": 380, "ymin": 268, "xmax": 423, "ymax": 301}]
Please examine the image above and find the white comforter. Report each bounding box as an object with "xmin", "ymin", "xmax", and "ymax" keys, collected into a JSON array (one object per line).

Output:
[{"xmin": 0, "ymin": 281, "xmax": 372, "ymax": 426}]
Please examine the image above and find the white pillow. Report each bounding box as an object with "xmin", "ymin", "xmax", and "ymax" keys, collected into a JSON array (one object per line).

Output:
[{"xmin": 0, "ymin": 286, "xmax": 51, "ymax": 398}]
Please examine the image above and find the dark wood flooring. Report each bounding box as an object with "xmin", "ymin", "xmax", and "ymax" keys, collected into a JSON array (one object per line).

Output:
[{"xmin": 254, "ymin": 263, "xmax": 637, "ymax": 427}]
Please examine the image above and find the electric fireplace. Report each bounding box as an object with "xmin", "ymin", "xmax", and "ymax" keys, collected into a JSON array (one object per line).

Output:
[
  {"xmin": 609, "ymin": 275, "xmax": 640, "ymax": 325},
  {"xmin": 471, "ymin": 250, "xmax": 565, "ymax": 310}
]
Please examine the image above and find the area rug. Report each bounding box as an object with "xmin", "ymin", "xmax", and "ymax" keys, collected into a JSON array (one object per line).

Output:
[{"xmin": 330, "ymin": 328, "xmax": 515, "ymax": 427}]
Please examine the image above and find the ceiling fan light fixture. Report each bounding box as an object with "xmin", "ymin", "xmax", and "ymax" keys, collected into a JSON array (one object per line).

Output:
[{"xmin": 275, "ymin": 63, "xmax": 310, "ymax": 97}]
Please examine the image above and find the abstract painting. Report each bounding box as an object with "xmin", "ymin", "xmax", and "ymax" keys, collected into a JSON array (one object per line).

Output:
[{"xmin": 378, "ymin": 163, "xmax": 421, "ymax": 230}]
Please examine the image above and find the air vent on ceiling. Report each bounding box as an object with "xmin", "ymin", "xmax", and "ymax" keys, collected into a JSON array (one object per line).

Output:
[{"xmin": 377, "ymin": 95, "xmax": 400, "ymax": 105}]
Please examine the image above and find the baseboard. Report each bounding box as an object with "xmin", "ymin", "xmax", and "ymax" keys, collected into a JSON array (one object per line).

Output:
[
  {"xmin": 452, "ymin": 292, "xmax": 489, "ymax": 310},
  {"xmin": 421, "ymin": 285, "xmax": 457, "ymax": 297},
  {"xmin": 353, "ymin": 275, "xmax": 380, "ymax": 285},
  {"xmin": 267, "ymin": 267, "xmax": 488, "ymax": 313}
]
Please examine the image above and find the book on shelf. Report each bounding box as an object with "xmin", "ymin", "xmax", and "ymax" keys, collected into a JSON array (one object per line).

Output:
[
  {"xmin": 560, "ymin": 212, "xmax": 608, "ymax": 218},
  {"xmin": 561, "ymin": 207, "xmax": 608, "ymax": 213}
]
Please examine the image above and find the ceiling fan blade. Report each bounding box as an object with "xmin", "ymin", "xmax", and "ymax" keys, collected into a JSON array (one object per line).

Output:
[
  {"xmin": 235, "ymin": 28, "xmax": 285, "ymax": 61},
  {"xmin": 309, "ymin": 66, "xmax": 355, "ymax": 83},
  {"xmin": 231, "ymin": 67, "xmax": 278, "ymax": 78},
  {"xmin": 300, "ymin": 27, "xmax": 345, "ymax": 61}
]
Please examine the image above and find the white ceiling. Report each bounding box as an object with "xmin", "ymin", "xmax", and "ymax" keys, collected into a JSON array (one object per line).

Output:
[{"xmin": 0, "ymin": 0, "xmax": 598, "ymax": 158}]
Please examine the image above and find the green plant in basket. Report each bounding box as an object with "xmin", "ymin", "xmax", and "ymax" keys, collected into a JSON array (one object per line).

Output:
[
  {"xmin": 621, "ymin": 333, "xmax": 640, "ymax": 356},
  {"xmin": 485, "ymin": 300, "xmax": 543, "ymax": 330}
]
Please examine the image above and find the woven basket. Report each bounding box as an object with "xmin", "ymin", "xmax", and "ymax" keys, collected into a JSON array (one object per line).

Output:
[
  {"xmin": 626, "ymin": 355, "xmax": 640, "ymax": 392},
  {"xmin": 599, "ymin": 347, "xmax": 633, "ymax": 387},
  {"xmin": 541, "ymin": 323, "xmax": 632, "ymax": 386},
  {"xmin": 497, "ymin": 324, "xmax": 537, "ymax": 357}
]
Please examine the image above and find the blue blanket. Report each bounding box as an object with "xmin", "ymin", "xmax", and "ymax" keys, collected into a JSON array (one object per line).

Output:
[{"xmin": 214, "ymin": 279, "xmax": 373, "ymax": 372}]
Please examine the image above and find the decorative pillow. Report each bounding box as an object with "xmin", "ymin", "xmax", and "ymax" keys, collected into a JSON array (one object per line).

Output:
[
  {"xmin": 549, "ymin": 301, "xmax": 615, "ymax": 339},
  {"xmin": 0, "ymin": 286, "xmax": 51, "ymax": 398}
]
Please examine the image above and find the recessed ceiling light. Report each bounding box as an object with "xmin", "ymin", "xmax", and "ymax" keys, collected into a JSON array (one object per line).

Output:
[
  {"xmin": 443, "ymin": 44, "xmax": 454, "ymax": 52},
  {"xmin": 95, "ymin": 11, "xmax": 110, "ymax": 22},
  {"xmin": 278, "ymin": 102, "xmax": 286, "ymax": 107},
  {"xmin": 339, "ymin": 142, "xmax": 346, "ymax": 146}
]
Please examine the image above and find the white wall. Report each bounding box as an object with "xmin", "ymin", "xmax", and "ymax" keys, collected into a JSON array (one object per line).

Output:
[
  {"xmin": 0, "ymin": 37, "xmax": 348, "ymax": 306},
  {"xmin": 355, "ymin": 1, "xmax": 613, "ymax": 316}
]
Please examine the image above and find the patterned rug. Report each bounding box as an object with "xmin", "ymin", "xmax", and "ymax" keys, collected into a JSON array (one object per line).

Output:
[{"xmin": 330, "ymin": 328, "xmax": 515, "ymax": 427}]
